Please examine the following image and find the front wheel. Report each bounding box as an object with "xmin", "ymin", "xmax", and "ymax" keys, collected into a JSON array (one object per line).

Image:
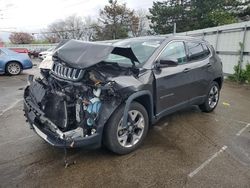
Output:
[
  {"xmin": 199, "ymin": 81, "xmax": 220, "ymax": 112},
  {"xmin": 104, "ymin": 102, "xmax": 149, "ymax": 155},
  {"xmin": 6, "ymin": 62, "xmax": 22, "ymax": 75}
]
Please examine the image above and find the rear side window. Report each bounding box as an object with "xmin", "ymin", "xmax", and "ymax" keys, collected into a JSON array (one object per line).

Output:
[{"xmin": 186, "ymin": 42, "xmax": 210, "ymax": 61}]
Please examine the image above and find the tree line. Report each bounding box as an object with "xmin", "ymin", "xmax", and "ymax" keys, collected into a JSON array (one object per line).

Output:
[{"xmin": 7, "ymin": 0, "xmax": 250, "ymax": 44}]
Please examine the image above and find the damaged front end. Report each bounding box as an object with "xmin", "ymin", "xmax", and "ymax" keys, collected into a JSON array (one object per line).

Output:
[
  {"xmin": 24, "ymin": 70, "xmax": 122, "ymax": 148},
  {"xmin": 24, "ymin": 40, "xmax": 139, "ymax": 148}
]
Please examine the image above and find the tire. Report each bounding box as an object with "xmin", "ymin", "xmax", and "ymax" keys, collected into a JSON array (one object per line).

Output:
[
  {"xmin": 103, "ymin": 102, "xmax": 149, "ymax": 155},
  {"xmin": 199, "ymin": 81, "xmax": 220, "ymax": 112},
  {"xmin": 6, "ymin": 62, "xmax": 22, "ymax": 75}
]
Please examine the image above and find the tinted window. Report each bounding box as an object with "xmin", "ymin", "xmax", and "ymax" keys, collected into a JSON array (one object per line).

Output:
[
  {"xmin": 159, "ymin": 41, "xmax": 187, "ymax": 64},
  {"xmin": 186, "ymin": 42, "xmax": 210, "ymax": 61}
]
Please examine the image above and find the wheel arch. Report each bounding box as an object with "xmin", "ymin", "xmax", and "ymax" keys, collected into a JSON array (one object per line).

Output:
[
  {"xmin": 213, "ymin": 77, "xmax": 223, "ymax": 89},
  {"xmin": 122, "ymin": 90, "xmax": 154, "ymax": 128}
]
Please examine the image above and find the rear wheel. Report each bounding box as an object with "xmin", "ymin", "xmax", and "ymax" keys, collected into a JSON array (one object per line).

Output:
[
  {"xmin": 199, "ymin": 81, "xmax": 220, "ymax": 112},
  {"xmin": 6, "ymin": 62, "xmax": 22, "ymax": 75},
  {"xmin": 104, "ymin": 102, "xmax": 149, "ymax": 155}
]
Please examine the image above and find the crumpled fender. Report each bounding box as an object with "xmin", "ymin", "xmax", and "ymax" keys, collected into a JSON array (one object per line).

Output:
[
  {"xmin": 122, "ymin": 90, "xmax": 154, "ymax": 128},
  {"xmin": 95, "ymin": 90, "xmax": 154, "ymax": 135},
  {"xmin": 95, "ymin": 100, "xmax": 121, "ymax": 135}
]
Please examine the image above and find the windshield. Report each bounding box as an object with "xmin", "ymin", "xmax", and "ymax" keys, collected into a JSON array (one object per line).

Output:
[{"xmin": 105, "ymin": 37, "xmax": 164, "ymax": 66}]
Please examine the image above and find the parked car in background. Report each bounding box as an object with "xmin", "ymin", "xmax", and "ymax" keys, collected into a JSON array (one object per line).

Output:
[
  {"xmin": 9, "ymin": 48, "xmax": 29, "ymax": 54},
  {"xmin": 24, "ymin": 36, "xmax": 223, "ymax": 155},
  {"xmin": 28, "ymin": 48, "xmax": 48, "ymax": 58},
  {"xmin": 0, "ymin": 48, "xmax": 32, "ymax": 75},
  {"xmin": 38, "ymin": 47, "xmax": 55, "ymax": 60}
]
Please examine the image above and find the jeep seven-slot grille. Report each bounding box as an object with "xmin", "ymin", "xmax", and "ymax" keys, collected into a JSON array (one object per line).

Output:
[{"xmin": 51, "ymin": 63, "xmax": 84, "ymax": 81}]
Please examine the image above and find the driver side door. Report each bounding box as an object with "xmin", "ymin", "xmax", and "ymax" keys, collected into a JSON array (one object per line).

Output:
[{"xmin": 154, "ymin": 41, "xmax": 194, "ymax": 115}]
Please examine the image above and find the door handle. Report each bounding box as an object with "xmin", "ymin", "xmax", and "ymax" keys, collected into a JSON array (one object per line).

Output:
[
  {"xmin": 206, "ymin": 63, "xmax": 212, "ymax": 67},
  {"xmin": 183, "ymin": 68, "xmax": 191, "ymax": 73}
]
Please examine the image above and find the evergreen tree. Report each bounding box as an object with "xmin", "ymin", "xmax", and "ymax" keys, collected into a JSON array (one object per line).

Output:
[
  {"xmin": 148, "ymin": 0, "xmax": 241, "ymax": 34},
  {"xmin": 148, "ymin": 0, "xmax": 191, "ymax": 34},
  {"xmin": 94, "ymin": 0, "xmax": 139, "ymax": 40}
]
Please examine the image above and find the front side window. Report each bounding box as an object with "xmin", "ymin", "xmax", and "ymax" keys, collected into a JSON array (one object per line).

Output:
[
  {"xmin": 186, "ymin": 42, "xmax": 210, "ymax": 61},
  {"xmin": 159, "ymin": 41, "xmax": 187, "ymax": 64}
]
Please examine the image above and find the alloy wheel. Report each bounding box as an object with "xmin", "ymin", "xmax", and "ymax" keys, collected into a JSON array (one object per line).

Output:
[
  {"xmin": 7, "ymin": 63, "xmax": 21, "ymax": 75},
  {"xmin": 117, "ymin": 110, "xmax": 145, "ymax": 148},
  {"xmin": 208, "ymin": 85, "xmax": 219, "ymax": 109}
]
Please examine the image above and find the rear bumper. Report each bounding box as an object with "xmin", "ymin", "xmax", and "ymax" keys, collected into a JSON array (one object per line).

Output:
[
  {"xmin": 22, "ymin": 59, "xmax": 33, "ymax": 70},
  {"xmin": 24, "ymin": 95, "xmax": 102, "ymax": 149}
]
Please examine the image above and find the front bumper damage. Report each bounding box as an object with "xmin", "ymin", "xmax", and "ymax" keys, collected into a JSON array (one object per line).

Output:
[
  {"xmin": 23, "ymin": 74, "xmax": 122, "ymax": 149},
  {"xmin": 24, "ymin": 96, "xmax": 101, "ymax": 148}
]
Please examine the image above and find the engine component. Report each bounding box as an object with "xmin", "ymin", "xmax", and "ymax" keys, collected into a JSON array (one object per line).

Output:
[
  {"xmin": 75, "ymin": 99, "xmax": 83, "ymax": 123},
  {"xmin": 44, "ymin": 95, "xmax": 68, "ymax": 130},
  {"xmin": 88, "ymin": 70, "xmax": 106, "ymax": 85},
  {"xmin": 83, "ymin": 88, "xmax": 102, "ymax": 127},
  {"xmin": 93, "ymin": 88, "xmax": 101, "ymax": 97},
  {"xmin": 91, "ymin": 128, "xmax": 96, "ymax": 135},
  {"xmin": 63, "ymin": 127, "xmax": 84, "ymax": 139}
]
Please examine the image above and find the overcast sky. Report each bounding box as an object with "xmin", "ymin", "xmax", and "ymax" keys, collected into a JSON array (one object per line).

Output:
[{"xmin": 0, "ymin": 0, "xmax": 155, "ymax": 32}]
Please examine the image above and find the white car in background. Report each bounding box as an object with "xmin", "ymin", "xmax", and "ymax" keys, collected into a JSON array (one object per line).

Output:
[
  {"xmin": 38, "ymin": 47, "xmax": 55, "ymax": 60},
  {"xmin": 39, "ymin": 55, "xmax": 53, "ymax": 70}
]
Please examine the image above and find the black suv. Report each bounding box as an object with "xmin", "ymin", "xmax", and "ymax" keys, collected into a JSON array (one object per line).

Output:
[{"xmin": 24, "ymin": 36, "xmax": 223, "ymax": 155}]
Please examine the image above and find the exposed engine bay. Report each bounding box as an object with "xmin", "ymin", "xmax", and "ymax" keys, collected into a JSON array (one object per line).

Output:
[{"xmin": 24, "ymin": 58, "xmax": 140, "ymax": 148}]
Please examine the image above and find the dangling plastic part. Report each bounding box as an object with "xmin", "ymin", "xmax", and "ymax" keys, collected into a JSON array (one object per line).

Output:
[{"xmin": 63, "ymin": 140, "xmax": 76, "ymax": 168}]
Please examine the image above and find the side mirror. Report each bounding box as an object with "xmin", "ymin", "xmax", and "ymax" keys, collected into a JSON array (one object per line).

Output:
[{"xmin": 155, "ymin": 59, "xmax": 178, "ymax": 69}]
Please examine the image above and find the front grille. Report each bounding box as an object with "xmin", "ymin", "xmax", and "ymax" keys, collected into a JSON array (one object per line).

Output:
[{"xmin": 51, "ymin": 63, "xmax": 84, "ymax": 81}]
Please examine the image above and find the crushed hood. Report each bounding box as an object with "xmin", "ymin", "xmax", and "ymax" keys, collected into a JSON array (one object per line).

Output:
[{"xmin": 52, "ymin": 39, "xmax": 139, "ymax": 69}]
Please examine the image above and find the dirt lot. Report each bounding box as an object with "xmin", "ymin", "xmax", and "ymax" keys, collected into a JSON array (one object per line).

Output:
[{"xmin": 0, "ymin": 61, "xmax": 249, "ymax": 188}]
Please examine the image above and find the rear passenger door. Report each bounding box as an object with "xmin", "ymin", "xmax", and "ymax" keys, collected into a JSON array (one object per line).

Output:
[{"xmin": 184, "ymin": 41, "xmax": 212, "ymax": 101}]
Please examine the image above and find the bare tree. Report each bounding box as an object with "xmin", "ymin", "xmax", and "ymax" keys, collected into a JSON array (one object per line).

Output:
[
  {"xmin": 64, "ymin": 15, "xmax": 85, "ymax": 39},
  {"xmin": 42, "ymin": 33, "xmax": 60, "ymax": 43},
  {"xmin": 82, "ymin": 16, "xmax": 97, "ymax": 41},
  {"xmin": 137, "ymin": 9, "xmax": 150, "ymax": 36},
  {"xmin": 44, "ymin": 15, "xmax": 97, "ymax": 42},
  {"xmin": 130, "ymin": 9, "xmax": 150, "ymax": 37},
  {"xmin": 9, "ymin": 32, "xmax": 34, "ymax": 44}
]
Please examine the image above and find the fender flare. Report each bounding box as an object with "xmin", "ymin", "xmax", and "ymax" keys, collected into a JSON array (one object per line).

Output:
[{"xmin": 122, "ymin": 90, "xmax": 154, "ymax": 128}]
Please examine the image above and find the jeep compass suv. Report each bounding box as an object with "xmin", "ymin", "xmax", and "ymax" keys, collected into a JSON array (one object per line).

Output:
[{"xmin": 24, "ymin": 36, "xmax": 223, "ymax": 155}]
